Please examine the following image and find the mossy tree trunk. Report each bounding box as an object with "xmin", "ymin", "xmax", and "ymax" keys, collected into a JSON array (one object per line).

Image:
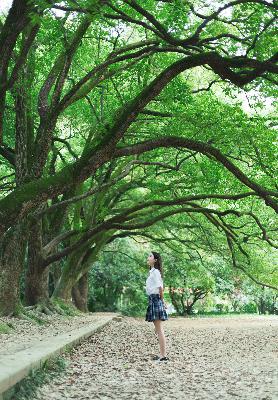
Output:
[
  {"xmin": 0, "ymin": 16, "xmax": 93, "ymax": 312},
  {"xmin": 52, "ymin": 231, "xmax": 114, "ymax": 302},
  {"xmin": 52, "ymin": 245, "xmax": 89, "ymax": 302},
  {"xmin": 0, "ymin": 224, "xmax": 27, "ymax": 316},
  {"xmin": 72, "ymin": 273, "xmax": 89, "ymax": 312},
  {"xmin": 24, "ymin": 187, "xmax": 72, "ymax": 306},
  {"xmin": 24, "ymin": 218, "xmax": 50, "ymax": 305},
  {"xmin": 0, "ymin": 47, "xmax": 34, "ymax": 316}
]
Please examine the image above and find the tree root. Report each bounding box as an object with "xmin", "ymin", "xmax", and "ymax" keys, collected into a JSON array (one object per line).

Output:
[
  {"xmin": 10, "ymin": 299, "xmax": 81, "ymax": 323},
  {"xmin": 12, "ymin": 305, "xmax": 47, "ymax": 324},
  {"xmin": 26, "ymin": 300, "xmax": 65, "ymax": 317}
]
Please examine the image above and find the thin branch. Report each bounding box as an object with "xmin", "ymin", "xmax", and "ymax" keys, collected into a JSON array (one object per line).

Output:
[{"xmin": 226, "ymin": 234, "xmax": 278, "ymax": 290}]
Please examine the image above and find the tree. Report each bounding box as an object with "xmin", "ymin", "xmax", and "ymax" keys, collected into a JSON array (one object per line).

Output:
[{"xmin": 0, "ymin": 0, "xmax": 277, "ymax": 316}]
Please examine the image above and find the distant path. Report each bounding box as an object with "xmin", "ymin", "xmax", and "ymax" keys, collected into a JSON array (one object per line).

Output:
[{"xmin": 35, "ymin": 315, "xmax": 278, "ymax": 400}]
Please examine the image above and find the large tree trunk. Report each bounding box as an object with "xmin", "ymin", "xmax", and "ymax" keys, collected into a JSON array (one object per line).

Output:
[
  {"xmin": 0, "ymin": 223, "xmax": 27, "ymax": 316},
  {"xmin": 0, "ymin": 45, "xmax": 33, "ymax": 315},
  {"xmin": 257, "ymin": 286, "xmax": 267, "ymax": 315},
  {"xmin": 52, "ymin": 275, "xmax": 77, "ymax": 303},
  {"xmin": 24, "ymin": 216, "xmax": 51, "ymax": 305},
  {"xmin": 72, "ymin": 272, "xmax": 89, "ymax": 312},
  {"xmin": 49, "ymin": 261, "xmax": 62, "ymax": 296},
  {"xmin": 183, "ymin": 290, "xmax": 208, "ymax": 315},
  {"xmin": 52, "ymin": 246, "xmax": 86, "ymax": 302},
  {"xmin": 24, "ymin": 185, "xmax": 71, "ymax": 305},
  {"xmin": 24, "ymin": 265, "xmax": 50, "ymax": 306},
  {"xmin": 52, "ymin": 232, "xmax": 111, "ymax": 302}
]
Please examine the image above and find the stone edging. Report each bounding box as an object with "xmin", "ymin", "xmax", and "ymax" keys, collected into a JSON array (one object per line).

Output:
[{"xmin": 0, "ymin": 314, "xmax": 121, "ymax": 400}]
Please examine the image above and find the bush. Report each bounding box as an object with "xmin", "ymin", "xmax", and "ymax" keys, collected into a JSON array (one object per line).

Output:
[
  {"xmin": 215, "ymin": 303, "xmax": 224, "ymax": 312},
  {"xmin": 240, "ymin": 302, "xmax": 258, "ymax": 314},
  {"xmin": 119, "ymin": 302, "xmax": 146, "ymax": 317},
  {"xmin": 87, "ymin": 297, "xmax": 118, "ymax": 312}
]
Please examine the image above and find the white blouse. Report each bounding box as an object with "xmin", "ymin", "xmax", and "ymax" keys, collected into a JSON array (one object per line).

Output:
[{"xmin": 145, "ymin": 267, "xmax": 163, "ymax": 295}]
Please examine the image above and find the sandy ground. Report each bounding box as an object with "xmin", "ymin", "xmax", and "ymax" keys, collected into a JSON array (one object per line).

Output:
[
  {"xmin": 0, "ymin": 312, "xmax": 117, "ymax": 355},
  {"xmin": 33, "ymin": 314, "xmax": 278, "ymax": 400}
]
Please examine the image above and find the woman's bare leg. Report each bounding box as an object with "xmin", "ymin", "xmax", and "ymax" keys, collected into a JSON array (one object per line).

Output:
[
  {"xmin": 153, "ymin": 320, "xmax": 166, "ymax": 358},
  {"xmin": 153, "ymin": 321, "xmax": 158, "ymax": 336}
]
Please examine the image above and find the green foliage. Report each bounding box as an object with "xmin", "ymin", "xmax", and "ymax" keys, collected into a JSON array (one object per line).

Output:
[
  {"xmin": 52, "ymin": 298, "xmax": 82, "ymax": 316},
  {"xmin": 0, "ymin": 0, "xmax": 277, "ymax": 317},
  {"xmin": 88, "ymin": 237, "xmax": 148, "ymax": 313},
  {"xmin": 240, "ymin": 302, "xmax": 258, "ymax": 314},
  {"xmin": 119, "ymin": 290, "xmax": 147, "ymax": 317}
]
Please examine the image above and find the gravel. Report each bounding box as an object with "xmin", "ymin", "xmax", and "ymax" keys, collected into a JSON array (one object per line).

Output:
[{"xmin": 32, "ymin": 314, "xmax": 278, "ymax": 400}]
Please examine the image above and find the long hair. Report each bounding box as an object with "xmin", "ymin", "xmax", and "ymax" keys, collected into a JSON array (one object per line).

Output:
[{"xmin": 150, "ymin": 251, "xmax": 164, "ymax": 279}]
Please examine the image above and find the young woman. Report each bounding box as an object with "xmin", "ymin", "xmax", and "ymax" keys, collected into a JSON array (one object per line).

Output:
[{"xmin": 145, "ymin": 251, "xmax": 169, "ymax": 362}]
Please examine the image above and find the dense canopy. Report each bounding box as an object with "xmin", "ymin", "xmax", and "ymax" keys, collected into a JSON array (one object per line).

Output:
[{"xmin": 0, "ymin": 0, "xmax": 277, "ymax": 317}]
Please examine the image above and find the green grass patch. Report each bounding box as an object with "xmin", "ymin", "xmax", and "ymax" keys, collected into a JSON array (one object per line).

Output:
[
  {"xmin": 0, "ymin": 321, "xmax": 15, "ymax": 334},
  {"xmin": 27, "ymin": 313, "xmax": 47, "ymax": 325},
  {"xmin": 52, "ymin": 297, "xmax": 83, "ymax": 316},
  {"xmin": 13, "ymin": 303, "xmax": 47, "ymax": 325}
]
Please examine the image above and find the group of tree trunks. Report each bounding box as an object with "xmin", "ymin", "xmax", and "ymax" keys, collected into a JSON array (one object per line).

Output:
[{"xmin": 0, "ymin": 1, "xmax": 277, "ymax": 316}]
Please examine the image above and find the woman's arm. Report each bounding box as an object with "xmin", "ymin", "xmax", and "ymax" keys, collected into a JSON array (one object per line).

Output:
[
  {"xmin": 159, "ymin": 286, "xmax": 167, "ymax": 307},
  {"xmin": 154, "ymin": 270, "xmax": 167, "ymax": 307}
]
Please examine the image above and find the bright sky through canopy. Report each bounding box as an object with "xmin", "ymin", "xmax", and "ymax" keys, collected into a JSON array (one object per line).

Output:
[{"xmin": 0, "ymin": 0, "xmax": 12, "ymax": 14}]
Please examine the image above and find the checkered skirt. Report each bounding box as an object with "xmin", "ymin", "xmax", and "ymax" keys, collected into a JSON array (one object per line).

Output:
[{"xmin": 145, "ymin": 294, "xmax": 168, "ymax": 322}]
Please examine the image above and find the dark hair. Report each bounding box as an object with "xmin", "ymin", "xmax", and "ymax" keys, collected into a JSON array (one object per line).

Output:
[{"xmin": 150, "ymin": 251, "xmax": 164, "ymax": 278}]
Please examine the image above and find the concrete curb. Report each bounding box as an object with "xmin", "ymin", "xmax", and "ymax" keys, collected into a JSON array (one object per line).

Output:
[{"xmin": 0, "ymin": 314, "xmax": 120, "ymax": 399}]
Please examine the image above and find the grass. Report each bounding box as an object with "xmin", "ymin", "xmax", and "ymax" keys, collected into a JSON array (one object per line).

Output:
[
  {"xmin": 13, "ymin": 303, "xmax": 47, "ymax": 325},
  {"xmin": 52, "ymin": 298, "xmax": 83, "ymax": 317},
  {"xmin": 0, "ymin": 321, "xmax": 15, "ymax": 334},
  {"xmin": 6, "ymin": 355, "xmax": 68, "ymax": 400}
]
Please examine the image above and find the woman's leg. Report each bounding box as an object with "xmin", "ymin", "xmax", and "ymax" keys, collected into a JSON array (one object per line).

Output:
[{"xmin": 153, "ymin": 320, "xmax": 166, "ymax": 358}]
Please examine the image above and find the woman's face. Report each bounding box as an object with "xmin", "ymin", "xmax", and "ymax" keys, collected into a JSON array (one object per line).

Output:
[{"xmin": 147, "ymin": 253, "xmax": 156, "ymax": 266}]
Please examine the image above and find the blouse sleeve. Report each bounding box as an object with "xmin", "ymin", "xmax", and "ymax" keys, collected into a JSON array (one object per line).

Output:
[{"xmin": 153, "ymin": 269, "xmax": 163, "ymax": 288}]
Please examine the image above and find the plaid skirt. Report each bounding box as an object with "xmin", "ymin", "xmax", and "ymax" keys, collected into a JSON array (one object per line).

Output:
[{"xmin": 145, "ymin": 294, "xmax": 168, "ymax": 322}]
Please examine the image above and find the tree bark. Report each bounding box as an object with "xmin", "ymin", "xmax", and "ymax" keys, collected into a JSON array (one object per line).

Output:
[
  {"xmin": 24, "ymin": 264, "xmax": 50, "ymax": 306},
  {"xmin": 0, "ymin": 223, "xmax": 27, "ymax": 315},
  {"xmin": 24, "ymin": 219, "xmax": 50, "ymax": 305},
  {"xmin": 72, "ymin": 273, "xmax": 89, "ymax": 312},
  {"xmin": 52, "ymin": 245, "xmax": 87, "ymax": 302},
  {"xmin": 52, "ymin": 230, "xmax": 113, "ymax": 301},
  {"xmin": 0, "ymin": 53, "xmax": 32, "ymax": 315}
]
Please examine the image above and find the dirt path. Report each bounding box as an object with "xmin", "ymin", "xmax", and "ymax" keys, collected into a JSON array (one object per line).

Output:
[
  {"xmin": 34, "ymin": 315, "xmax": 278, "ymax": 400},
  {"xmin": 0, "ymin": 313, "xmax": 117, "ymax": 355}
]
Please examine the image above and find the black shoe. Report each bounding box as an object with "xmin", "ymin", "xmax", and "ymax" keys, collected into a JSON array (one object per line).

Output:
[
  {"xmin": 158, "ymin": 357, "xmax": 169, "ymax": 362},
  {"xmin": 152, "ymin": 355, "xmax": 160, "ymax": 360}
]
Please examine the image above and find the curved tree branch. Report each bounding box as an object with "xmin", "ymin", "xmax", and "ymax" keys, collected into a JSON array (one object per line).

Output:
[{"xmin": 113, "ymin": 136, "xmax": 278, "ymax": 213}]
